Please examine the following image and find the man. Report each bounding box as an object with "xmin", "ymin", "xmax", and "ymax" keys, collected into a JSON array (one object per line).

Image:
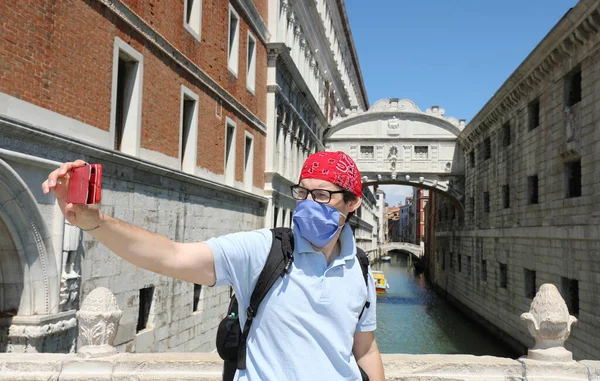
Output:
[{"xmin": 42, "ymin": 151, "xmax": 385, "ymax": 381}]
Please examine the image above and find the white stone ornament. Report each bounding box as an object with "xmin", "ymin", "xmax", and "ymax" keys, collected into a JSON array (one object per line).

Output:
[
  {"xmin": 520, "ymin": 283, "xmax": 577, "ymax": 362},
  {"xmin": 76, "ymin": 287, "xmax": 123, "ymax": 358},
  {"xmin": 387, "ymin": 116, "xmax": 400, "ymax": 136}
]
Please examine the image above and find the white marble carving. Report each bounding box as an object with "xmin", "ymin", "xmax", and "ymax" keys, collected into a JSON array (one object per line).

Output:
[
  {"xmin": 76, "ymin": 287, "xmax": 122, "ymax": 358},
  {"xmin": 564, "ymin": 106, "xmax": 575, "ymax": 143},
  {"xmin": 330, "ymin": 98, "xmax": 463, "ymax": 129},
  {"xmin": 520, "ymin": 283, "xmax": 577, "ymax": 362}
]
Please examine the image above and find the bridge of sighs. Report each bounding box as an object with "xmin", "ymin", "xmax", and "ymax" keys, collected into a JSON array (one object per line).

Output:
[{"xmin": 324, "ymin": 98, "xmax": 466, "ymax": 209}]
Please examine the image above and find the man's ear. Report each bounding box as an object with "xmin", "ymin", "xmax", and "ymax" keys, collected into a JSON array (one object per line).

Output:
[{"xmin": 347, "ymin": 197, "xmax": 362, "ymax": 212}]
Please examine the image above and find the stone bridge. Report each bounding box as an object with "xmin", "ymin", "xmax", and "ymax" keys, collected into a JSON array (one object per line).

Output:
[
  {"xmin": 324, "ymin": 98, "xmax": 466, "ymax": 209},
  {"xmin": 381, "ymin": 242, "xmax": 423, "ymax": 258}
]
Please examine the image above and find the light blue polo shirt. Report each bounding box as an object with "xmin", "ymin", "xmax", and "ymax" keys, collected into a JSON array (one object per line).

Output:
[{"xmin": 207, "ymin": 223, "xmax": 377, "ymax": 381}]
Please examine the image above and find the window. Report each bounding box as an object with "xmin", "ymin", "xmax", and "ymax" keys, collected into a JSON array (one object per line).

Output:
[
  {"xmin": 137, "ymin": 286, "xmax": 154, "ymax": 333},
  {"xmin": 483, "ymin": 192, "xmax": 490, "ymax": 213},
  {"xmin": 360, "ymin": 146, "xmax": 374, "ymax": 159},
  {"xmin": 524, "ymin": 269, "xmax": 536, "ymax": 299},
  {"xmin": 225, "ymin": 118, "xmax": 237, "ymax": 186},
  {"xmin": 528, "ymin": 98, "xmax": 540, "ymax": 130},
  {"xmin": 482, "ymin": 259, "xmax": 488, "ymax": 281},
  {"xmin": 193, "ymin": 284, "xmax": 202, "ymax": 312},
  {"xmin": 180, "ymin": 86, "xmax": 199, "ymax": 173},
  {"xmin": 273, "ymin": 207, "xmax": 279, "ymax": 228},
  {"xmin": 466, "ymin": 256, "xmax": 472, "ymax": 276},
  {"xmin": 184, "ymin": 0, "xmax": 202, "ymax": 40},
  {"xmin": 246, "ymin": 33, "xmax": 257, "ymax": 93},
  {"xmin": 565, "ymin": 67, "xmax": 582, "ymax": 107},
  {"xmin": 565, "ymin": 160, "xmax": 581, "ymax": 198},
  {"xmin": 414, "ymin": 146, "xmax": 428, "ymax": 160},
  {"xmin": 561, "ymin": 277, "xmax": 579, "ymax": 317},
  {"xmin": 112, "ymin": 38, "xmax": 143, "ymax": 156},
  {"xmin": 469, "ymin": 150, "xmax": 475, "ymax": 168},
  {"xmin": 528, "ymin": 175, "xmax": 539, "ymax": 204},
  {"xmin": 244, "ymin": 132, "xmax": 254, "ymax": 191},
  {"xmin": 499, "ymin": 263, "xmax": 507, "ymax": 289},
  {"xmin": 483, "ymin": 137, "xmax": 491, "ymax": 160},
  {"xmin": 502, "ymin": 122, "xmax": 511, "ymax": 147},
  {"xmin": 449, "ymin": 252, "xmax": 454, "ymax": 270},
  {"xmin": 228, "ymin": 5, "xmax": 240, "ymax": 76},
  {"xmin": 502, "ymin": 185, "xmax": 510, "ymax": 209},
  {"xmin": 458, "ymin": 254, "xmax": 462, "ymax": 273}
]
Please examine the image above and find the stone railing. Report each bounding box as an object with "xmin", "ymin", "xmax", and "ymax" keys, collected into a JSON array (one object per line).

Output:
[{"xmin": 0, "ymin": 285, "xmax": 599, "ymax": 381}]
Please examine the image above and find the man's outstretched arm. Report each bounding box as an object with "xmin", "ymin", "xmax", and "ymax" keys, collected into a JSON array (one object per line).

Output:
[{"xmin": 42, "ymin": 160, "xmax": 217, "ymax": 286}]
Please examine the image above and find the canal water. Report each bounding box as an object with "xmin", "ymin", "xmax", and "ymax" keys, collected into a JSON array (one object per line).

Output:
[{"xmin": 372, "ymin": 252, "xmax": 517, "ymax": 357}]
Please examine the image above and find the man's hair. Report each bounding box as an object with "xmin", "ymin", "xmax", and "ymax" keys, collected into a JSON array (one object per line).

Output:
[{"xmin": 343, "ymin": 190, "xmax": 359, "ymax": 221}]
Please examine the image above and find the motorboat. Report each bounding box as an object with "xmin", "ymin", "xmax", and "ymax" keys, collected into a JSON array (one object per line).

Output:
[
  {"xmin": 372, "ymin": 271, "xmax": 390, "ymax": 294},
  {"xmin": 380, "ymin": 256, "xmax": 391, "ymax": 262}
]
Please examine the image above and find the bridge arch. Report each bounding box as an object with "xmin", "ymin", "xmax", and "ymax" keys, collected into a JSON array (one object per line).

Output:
[
  {"xmin": 381, "ymin": 242, "xmax": 423, "ymax": 258},
  {"xmin": 324, "ymin": 98, "xmax": 467, "ymax": 209}
]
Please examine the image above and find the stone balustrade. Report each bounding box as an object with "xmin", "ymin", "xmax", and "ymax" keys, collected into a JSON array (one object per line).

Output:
[{"xmin": 1, "ymin": 285, "xmax": 599, "ymax": 381}]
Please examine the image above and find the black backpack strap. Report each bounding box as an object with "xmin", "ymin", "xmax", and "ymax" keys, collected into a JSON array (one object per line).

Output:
[
  {"xmin": 236, "ymin": 227, "xmax": 294, "ymax": 370},
  {"xmin": 356, "ymin": 248, "xmax": 371, "ymax": 321}
]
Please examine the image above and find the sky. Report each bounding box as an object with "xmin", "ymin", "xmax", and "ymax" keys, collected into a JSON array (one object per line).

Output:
[{"xmin": 344, "ymin": 0, "xmax": 578, "ymax": 206}]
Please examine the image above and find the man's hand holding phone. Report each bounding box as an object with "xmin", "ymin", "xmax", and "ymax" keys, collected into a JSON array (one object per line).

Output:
[{"xmin": 42, "ymin": 161, "xmax": 104, "ymax": 231}]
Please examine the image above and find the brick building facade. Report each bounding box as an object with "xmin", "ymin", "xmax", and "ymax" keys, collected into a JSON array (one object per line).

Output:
[{"xmin": 0, "ymin": 0, "xmax": 270, "ymax": 353}]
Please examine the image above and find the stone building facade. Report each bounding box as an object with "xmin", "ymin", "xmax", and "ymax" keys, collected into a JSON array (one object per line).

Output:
[
  {"xmin": 263, "ymin": 0, "xmax": 373, "ymax": 238},
  {"xmin": 430, "ymin": 0, "xmax": 600, "ymax": 360},
  {"xmin": 0, "ymin": 0, "xmax": 269, "ymax": 353}
]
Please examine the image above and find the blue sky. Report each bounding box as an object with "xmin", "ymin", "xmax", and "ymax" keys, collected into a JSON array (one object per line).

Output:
[{"xmin": 344, "ymin": 0, "xmax": 578, "ymax": 206}]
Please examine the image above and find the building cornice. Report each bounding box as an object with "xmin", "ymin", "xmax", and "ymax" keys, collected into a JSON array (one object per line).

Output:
[
  {"xmin": 232, "ymin": 0, "xmax": 271, "ymax": 44},
  {"xmin": 335, "ymin": 0, "xmax": 369, "ymax": 110},
  {"xmin": 0, "ymin": 115, "xmax": 269, "ymax": 204},
  {"xmin": 459, "ymin": 0, "xmax": 600, "ymax": 151},
  {"xmin": 97, "ymin": 0, "xmax": 267, "ymax": 134}
]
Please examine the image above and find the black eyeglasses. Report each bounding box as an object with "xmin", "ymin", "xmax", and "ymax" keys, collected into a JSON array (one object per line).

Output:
[{"xmin": 290, "ymin": 185, "xmax": 346, "ymax": 204}]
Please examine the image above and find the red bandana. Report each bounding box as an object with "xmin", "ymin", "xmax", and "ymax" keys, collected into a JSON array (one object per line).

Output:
[{"xmin": 299, "ymin": 151, "xmax": 363, "ymax": 198}]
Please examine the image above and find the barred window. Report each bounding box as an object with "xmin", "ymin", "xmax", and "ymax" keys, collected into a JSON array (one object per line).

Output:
[
  {"xmin": 414, "ymin": 146, "xmax": 428, "ymax": 160},
  {"xmin": 360, "ymin": 146, "xmax": 374, "ymax": 159}
]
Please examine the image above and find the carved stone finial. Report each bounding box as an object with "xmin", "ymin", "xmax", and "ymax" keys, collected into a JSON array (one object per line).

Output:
[
  {"xmin": 76, "ymin": 287, "xmax": 123, "ymax": 358},
  {"xmin": 520, "ymin": 283, "xmax": 577, "ymax": 362}
]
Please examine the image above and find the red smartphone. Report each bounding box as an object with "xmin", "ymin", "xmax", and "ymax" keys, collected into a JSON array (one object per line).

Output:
[{"xmin": 66, "ymin": 164, "xmax": 103, "ymax": 204}]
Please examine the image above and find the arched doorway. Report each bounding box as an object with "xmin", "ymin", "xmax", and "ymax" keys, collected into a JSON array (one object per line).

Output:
[{"xmin": 0, "ymin": 158, "xmax": 75, "ymax": 352}]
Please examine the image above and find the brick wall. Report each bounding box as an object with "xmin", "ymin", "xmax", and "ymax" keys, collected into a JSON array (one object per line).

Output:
[{"xmin": 0, "ymin": 0, "xmax": 266, "ymax": 185}]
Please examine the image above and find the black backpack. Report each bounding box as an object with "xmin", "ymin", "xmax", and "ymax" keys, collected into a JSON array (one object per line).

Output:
[{"xmin": 216, "ymin": 227, "xmax": 371, "ymax": 381}]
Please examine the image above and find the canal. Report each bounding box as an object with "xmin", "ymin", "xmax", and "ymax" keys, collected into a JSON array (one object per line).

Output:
[{"xmin": 372, "ymin": 252, "xmax": 518, "ymax": 357}]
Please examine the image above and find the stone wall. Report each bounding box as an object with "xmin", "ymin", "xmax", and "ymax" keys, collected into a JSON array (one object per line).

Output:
[
  {"xmin": 0, "ymin": 118, "xmax": 267, "ymax": 353},
  {"xmin": 431, "ymin": 0, "xmax": 600, "ymax": 360}
]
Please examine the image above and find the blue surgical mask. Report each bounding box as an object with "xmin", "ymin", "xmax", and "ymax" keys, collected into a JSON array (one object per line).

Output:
[{"xmin": 292, "ymin": 200, "xmax": 346, "ymax": 248}]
